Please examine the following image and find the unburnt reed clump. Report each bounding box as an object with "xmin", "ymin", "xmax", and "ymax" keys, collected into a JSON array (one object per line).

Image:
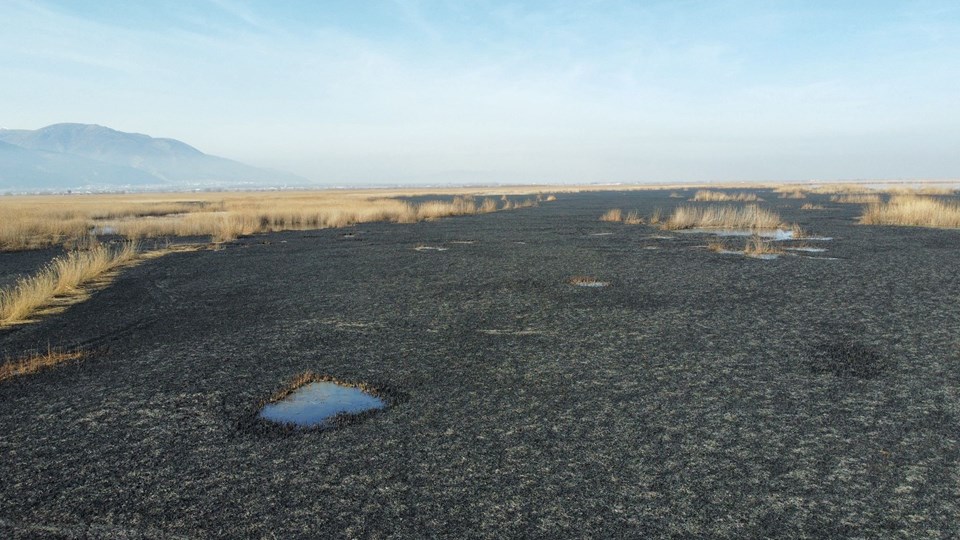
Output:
[
  {"xmin": 499, "ymin": 196, "xmax": 539, "ymax": 210},
  {"xmin": 0, "ymin": 347, "xmax": 85, "ymax": 383},
  {"xmin": 479, "ymin": 198, "xmax": 499, "ymax": 213},
  {"xmin": 0, "ymin": 242, "xmax": 139, "ymax": 326},
  {"xmin": 648, "ymin": 209, "xmax": 663, "ymax": 225},
  {"xmin": 772, "ymin": 185, "xmax": 806, "ymax": 193},
  {"xmin": 106, "ymin": 196, "xmax": 509, "ymax": 242},
  {"xmin": 600, "ymin": 209, "xmax": 623, "ymax": 222},
  {"xmin": 659, "ymin": 204, "xmax": 784, "ymax": 231},
  {"xmin": 706, "ymin": 235, "xmax": 782, "ymax": 258},
  {"xmin": 743, "ymin": 235, "xmax": 784, "ymax": 258},
  {"xmin": 860, "ymin": 195, "xmax": 960, "ymax": 229},
  {"xmin": 691, "ymin": 190, "xmax": 761, "ymax": 202},
  {"xmin": 545, "ymin": 194, "xmax": 558, "ymax": 202},
  {"xmin": 830, "ymin": 194, "xmax": 882, "ymax": 204},
  {"xmin": 623, "ymin": 211, "xmax": 644, "ymax": 225},
  {"xmin": 416, "ymin": 196, "xmax": 478, "ymax": 220},
  {"xmin": 880, "ymin": 186, "xmax": 956, "ymax": 196},
  {"xmin": 804, "ymin": 184, "xmax": 874, "ymax": 194},
  {"xmin": 706, "ymin": 239, "xmax": 730, "ymax": 253},
  {"xmin": 800, "ymin": 203, "xmax": 826, "ymax": 210},
  {"xmin": 0, "ymin": 190, "xmax": 543, "ymax": 251}
]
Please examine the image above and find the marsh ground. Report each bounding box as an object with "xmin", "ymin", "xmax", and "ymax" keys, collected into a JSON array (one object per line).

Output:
[{"xmin": 1, "ymin": 190, "xmax": 959, "ymax": 538}]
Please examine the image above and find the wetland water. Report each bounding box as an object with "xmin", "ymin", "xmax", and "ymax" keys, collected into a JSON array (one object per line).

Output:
[{"xmin": 259, "ymin": 382, "xmax": 386, "ymax": 427}]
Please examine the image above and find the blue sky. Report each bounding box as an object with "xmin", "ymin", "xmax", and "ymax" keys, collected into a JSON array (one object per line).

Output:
[{"xmin": 2, "ymin": 1, "xmax": 959, "ymax": 185}]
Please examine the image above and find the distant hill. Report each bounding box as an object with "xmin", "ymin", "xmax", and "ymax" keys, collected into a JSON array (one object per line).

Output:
[{"xmin": 0, "ymin": 123, "xmax": 307, "ymax": 191}]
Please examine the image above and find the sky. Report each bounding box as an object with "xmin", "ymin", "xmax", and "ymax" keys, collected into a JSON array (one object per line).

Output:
[{"xmin": 2, "ymin": 0, "xmax": 959, "ymax": 185}]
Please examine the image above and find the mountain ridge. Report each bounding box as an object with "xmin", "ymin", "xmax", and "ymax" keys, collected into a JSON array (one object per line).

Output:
[{"xmin": 0, "ymin": 123, "xmax": 308, "ymax": 191}]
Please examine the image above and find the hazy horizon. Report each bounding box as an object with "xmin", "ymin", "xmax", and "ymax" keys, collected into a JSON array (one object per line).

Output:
[{"xmin": 3, "ymin": 1, "xmax": 959, "ymax": 185}]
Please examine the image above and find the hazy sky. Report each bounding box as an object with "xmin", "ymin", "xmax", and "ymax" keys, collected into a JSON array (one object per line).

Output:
[{"xmin": 2, "ymin": 1, "xmax": 959, "ymax": 185}]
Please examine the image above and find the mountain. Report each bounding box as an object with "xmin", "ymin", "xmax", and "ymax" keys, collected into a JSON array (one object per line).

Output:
[
  {"xmin": 0, "ymin": 123, "xmax": 307, "ymax": 191},
  {"xmin": 0, "ymin": 139, "xmax": 160, "ymax": 190}
]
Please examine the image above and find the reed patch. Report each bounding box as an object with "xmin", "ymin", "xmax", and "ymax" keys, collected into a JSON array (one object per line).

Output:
[
  {"xmin": 0, "ymin": 347, "xmax": 86, "ymax": 383},
  {"xmin": 830, "ymin": 194, "xmax": 882, "ymax": 204},
  {"xmin": 0, "ymin": 243, "xmax": 195, "ymax": 327},
  {"xmin": 599, "ymin": 209, "xmax": 623, "ymax": 222},
  {"xmin": 659, "ymin": 204, "xmax": 784, "ymax": 231},
  {"xmin": 859, "ymin": 195, "xmax": 960, "ymax": 229},
  {"xmin": 0, "ymin": 191, "xmax": 551, "ymax": 251},
  {"xmin": 691, "ymin": 190, "xmax": 761, "ymax": 202}
]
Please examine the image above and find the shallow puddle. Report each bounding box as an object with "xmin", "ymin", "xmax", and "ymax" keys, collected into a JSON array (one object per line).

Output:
[
  {"xmin": 570, "ymin": 279, "xmax": 609, "ymax": 287},
  {"xmin": 259, "ymin": 382, "xmax": 386, "ymax": 428},
  {"xmin": 680, "ymin": 229, "xmax": 833, "ymax": 242},
  {"xmin": 414, "ymin": 245, "xmax": 448, "ymax": 251},
  {"xmin": 680, "ymin": 228, "xmax": 794, "ymax": 240},
  {"xmin": 786, "ymin": 247, "xmax": 827, "ymax": 253}
]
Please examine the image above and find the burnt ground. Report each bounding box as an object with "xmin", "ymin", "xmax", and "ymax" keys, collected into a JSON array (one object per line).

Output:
[
  {"xmin": 0, "ymin": 246, "xmax": 65, "ymax": 290},
  {"xmin": 1, "ymin": 189, "xmax": 959, "ymax": 538}
]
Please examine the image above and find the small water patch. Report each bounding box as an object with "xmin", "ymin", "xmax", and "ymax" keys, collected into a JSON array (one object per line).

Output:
[
  {"xmin": 589, "ymin": 232, "xmax": 614, "ymax": 236},
  {"xmin": 259, "ymin": 381, "xmax": 386, "ymax": 428},
  {"xmin": 414, "ymin": 245, "xmax": 448, "ymax": 252},
  {"xmin": 569, "ymin": 276, "xmax": 609, "ymax": 287},
  {"xmin": 786, "ymin": 247, "xmax": 827, "ymax": 253},
  {"xmin": 680, "ymin": 228, "xmax": 795, "ymax": 240},
  {"xmin": 680, "ymin": 229, "xmax": 836, "ymax": 242}
]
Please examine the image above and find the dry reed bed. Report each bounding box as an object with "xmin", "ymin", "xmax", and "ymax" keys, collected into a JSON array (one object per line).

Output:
[
  {"xmin": 599, "ymin": 209, "xmax": 623, "ymax": 222},
  {"xmin": 860, "ymin": 195, "xmax": 960, "ymax": 229},
  {"xmin": 743, "ymin": 235, "xmax": 785, "ymax": 258},
  {"xmin": 598, "ymin": 209, "xmax": 643, "ymax": 224},
  {"xmin": 623, "ymin": 211, "xmax": 644, "ymax": 225},
  {"xmin": 0, "ymin": 242, "xmax": 140, "ymax": 326},
  {"xmin": 0, "ymin": 347, "xmax": 85, "ymax": 383},
  {"xmin": 708, "ymin": 235, "xmax": 784, "ymax": 258},
  {"xmin": 1, "ymin": 192, "xmax": 549, "ymax": 249},
  {"xmin": 883, "ymin": 186, "xmax": 955, "ymax": 196},
  {"xmin": 691, "ymin": 190, "xmax": 761, "ymax": 202},
  {"xmin": 773, "ymin": 183, "xmax": 955, "ymax": 196},
  {"xmin": 830, "ymin": 194, "xmax": 882, "ymax": 204},
  {"xmin": 660, "ymin": 204, "xmax": 785, "ymax": 231},
  {"xmin": 801, "ymin": 184, "xmax": 876, "ymax": 194}
]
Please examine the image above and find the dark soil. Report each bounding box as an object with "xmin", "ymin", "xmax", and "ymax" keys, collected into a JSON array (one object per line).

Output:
[
  {"xmin": 1, "ymin": 189, "xmax": 959, "ymax": 538},
  {"xmin": 0, "ymin": 246, "xmax": 65, "ymax": 289}
]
